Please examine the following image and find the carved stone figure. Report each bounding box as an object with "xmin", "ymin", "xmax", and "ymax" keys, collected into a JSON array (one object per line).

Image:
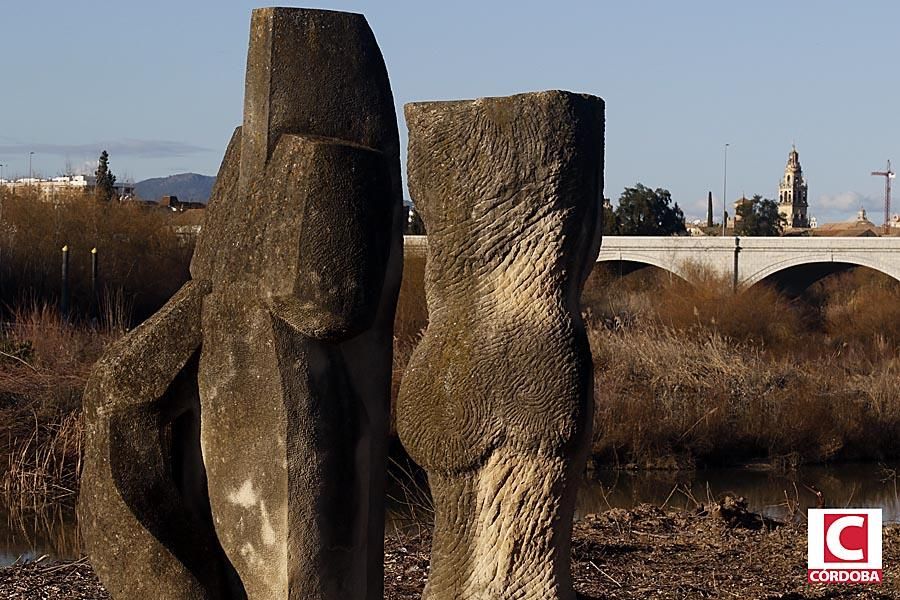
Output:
[
  {"xmin": 78, "ymin": 8, "xmax": 402, "ymax": 600},
  {"xmin": 397, "ymin": 91, "xmax": 604, "ymax": 600}
]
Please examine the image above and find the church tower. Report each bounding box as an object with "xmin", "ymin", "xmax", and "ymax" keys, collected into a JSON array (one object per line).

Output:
[{"xmin": 778, "ymin": 145, "xmax": 809, "ymax": 227}]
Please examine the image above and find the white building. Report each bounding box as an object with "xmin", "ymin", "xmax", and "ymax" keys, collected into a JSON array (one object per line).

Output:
[{"xmin": 0, "ymin": 175, "xmax": 134, "ymax": 199}]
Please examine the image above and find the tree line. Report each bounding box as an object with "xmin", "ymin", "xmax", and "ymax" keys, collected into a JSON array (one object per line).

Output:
[{"xmin": 601, "ymin": 184, "xmax": 785, "ymax": 236}]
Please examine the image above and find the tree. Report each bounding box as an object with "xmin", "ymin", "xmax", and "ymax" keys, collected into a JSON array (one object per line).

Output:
[
  {"xmin": 735, "ymin": 194, "xmax": 785, "ymax": 236},
  {"xmin": 614, "ymin": 183, "xmax": 686, "ymax": 236},
  {"xmin": 95, "ymin": 150, "xmax": 117, "ymax": 201}
]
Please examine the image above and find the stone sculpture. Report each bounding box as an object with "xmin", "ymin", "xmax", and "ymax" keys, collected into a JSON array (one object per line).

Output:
[
  {"xmin": 397, "ymin": 91, "xmax": 604, "ymax": 600},
  {"xmin": 78, "ymin": 8, "xmax": 402, "ymax": 600}
]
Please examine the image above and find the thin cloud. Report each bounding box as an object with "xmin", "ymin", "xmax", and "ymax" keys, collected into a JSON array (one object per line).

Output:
[
  {"xmin": 0, "ymin": 139, "xmax": 210, "ymax": 159},
  {"xmin": 817, "ymin": 191, "xmax": 868, "ymax": 212},
  {"xmin": 812, "ymin": 191, "xmax": 878, "ymax": 224}
]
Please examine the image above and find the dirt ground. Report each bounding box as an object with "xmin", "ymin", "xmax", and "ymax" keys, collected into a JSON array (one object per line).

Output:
[{"xmin": 2, "ymin": 502, "xmax": 898, "ymax": 599}]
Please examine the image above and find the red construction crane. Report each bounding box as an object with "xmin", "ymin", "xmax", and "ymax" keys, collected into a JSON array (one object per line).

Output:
[{"xmin": 871, "ymin": 160, "xmax": 895, "ymax": 234}]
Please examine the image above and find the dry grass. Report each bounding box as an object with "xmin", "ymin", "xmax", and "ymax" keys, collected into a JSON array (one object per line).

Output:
[
  {"xmin": 584, "ymin": 264, "xmax": 813, "ymax": 353},
  {"xmin": 590, "ymin": 323, "xmax": 900, "ymax": 467},
  {"xmin": 0, "ymin": 186, "xmax": 188, "ymax": 505},
  {"xmin": 385, "ymin": 455, "xmax": 434, "ymax": 537},
  {"xmin": 816, "ymin": 268, "xmax": 900, "ymax": 347},
  {"xmin": 585, "ymin": 265, "xmax": 900, "ymax": 468},
  {"xmin": 0, "ymin": 305, "xmax": 124, "ymax": 507},
  {"xmin": 0, "ymin": 186, "xmax": 193, "ymax": 323}
]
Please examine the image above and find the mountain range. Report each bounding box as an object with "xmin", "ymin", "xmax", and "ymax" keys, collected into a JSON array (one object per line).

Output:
[{"xmin": 135, "ymin": 173, "xmax": 215, "ymax": 202}]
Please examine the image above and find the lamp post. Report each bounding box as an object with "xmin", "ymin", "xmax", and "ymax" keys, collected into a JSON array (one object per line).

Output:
[
  {"xmin": 722, "ymin": 143, "xmax": 729, "ymax": 236},
  {"xmin": 28, "ymin": 151, "xmax": 34, "ymax": 181}
]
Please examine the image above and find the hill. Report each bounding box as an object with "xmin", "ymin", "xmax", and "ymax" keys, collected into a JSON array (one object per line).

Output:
[{"xmin": 134, "ymin": 173, "xmax": 215, "ymax": 202}]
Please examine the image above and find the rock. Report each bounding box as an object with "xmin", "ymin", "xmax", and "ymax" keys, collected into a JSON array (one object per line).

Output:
[
  {"xmin": 397, "ymin": 90, "xmax": 604, "ymax": 600},
  {"xmin": 78, "ymin": 8, "xmax": 402, "ymax": 600}
]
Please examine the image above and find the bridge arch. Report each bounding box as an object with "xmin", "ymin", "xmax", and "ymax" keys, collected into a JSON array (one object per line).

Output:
[
  {"xmin": 743, "ymin": 255, "xmax": 900, "ymax": 293},
  {"xmin": 595, "ymin": 253, "xmax": 692, "ymax": 283}
]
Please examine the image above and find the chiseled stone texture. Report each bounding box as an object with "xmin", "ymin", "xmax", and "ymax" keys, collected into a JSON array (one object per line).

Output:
[
  {"xmin": 78, "ymin": 8, "xmax": 402, "ymax": 600},
  {"xmin": 397, "ymin": 91, "xmax": 604, "ymax": 600}
]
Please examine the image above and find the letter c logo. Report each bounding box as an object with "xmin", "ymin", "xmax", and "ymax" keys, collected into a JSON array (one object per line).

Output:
[{"xmin": 826, "ymin": 515, "xmax": 865, "ymax": 561}]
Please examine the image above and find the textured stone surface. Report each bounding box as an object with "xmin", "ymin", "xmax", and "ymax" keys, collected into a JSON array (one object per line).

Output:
[
  {"xmin": 79, "ymin": 8, "xmax": 402, "ymax": 600},
  {"xmin": 397, "ymin": 90, "xmax": 604, "ymax": 600}
]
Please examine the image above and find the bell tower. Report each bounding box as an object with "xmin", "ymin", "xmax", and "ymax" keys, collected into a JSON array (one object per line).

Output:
[{"xmin": 778, "ymin": 145, "xmax": 809, "ymax": 227}]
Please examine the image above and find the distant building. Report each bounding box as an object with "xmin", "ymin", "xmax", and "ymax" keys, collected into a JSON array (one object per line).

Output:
[
  {"xmin": 813, "ymin": 208, "xmax": 880, "ymax": 237},
  {"xmin": 887, "ymin": 214, "xmax": 900, "ymax": 231},
  {"xmin": 0, "ymin": 174, "xmax": 134, "ymax": 200},
  {"xmin": 159, "ymin": 195, "xmax": 205, "ymax": 212},
  {"xmin": 777, "ymin": 145, "xmax": 809, "ymax": 228},
  {"xmin": 171, "ymin": 207, "xmax": 206, "ymax": 244},
  {"xmin": 686, "ymin": 221, "xmax": 708, "ymax": 236}
]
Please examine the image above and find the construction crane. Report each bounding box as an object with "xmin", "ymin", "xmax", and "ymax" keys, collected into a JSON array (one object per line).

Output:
[{"xmin": 871, "ymin": 160, "xmax": 895, "ymax": 234}]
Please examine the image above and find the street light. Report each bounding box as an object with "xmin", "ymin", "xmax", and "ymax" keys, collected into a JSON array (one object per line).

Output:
[
  {"xmin": 722, "ymin": 143, "xmax": 729, "ymax": 236},
  {"xmin": 28, "ymin": 151, "xmax": 35, "ymax": 181}
]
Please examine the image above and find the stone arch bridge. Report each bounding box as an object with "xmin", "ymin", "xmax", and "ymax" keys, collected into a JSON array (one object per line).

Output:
[
  {"xmin": 596, "ymin": 236, "xmax": 900, "ymax": 292},
  {"xmin": 404, "ymin": 235, "xmax": 900, "ymax": 292}
]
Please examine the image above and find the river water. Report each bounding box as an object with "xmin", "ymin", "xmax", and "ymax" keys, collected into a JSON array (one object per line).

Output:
[
  {"xmin": 3, "ymin": 462, "xmax": 899, "ymax": 567},
  {"xmin": 578, "ymin": 462, "xmax": 900, "ymax": 521}
]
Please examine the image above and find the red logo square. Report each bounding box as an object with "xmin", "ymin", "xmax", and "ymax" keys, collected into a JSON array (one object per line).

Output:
[{"xmin": 822, "ymin": 513, "xmax": 868, "ymax": 564}]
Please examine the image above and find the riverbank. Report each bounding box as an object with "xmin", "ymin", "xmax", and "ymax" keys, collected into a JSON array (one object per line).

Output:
[{"xmin": 2, "ymin": 502, "xmax": 897, "ymax": 599}]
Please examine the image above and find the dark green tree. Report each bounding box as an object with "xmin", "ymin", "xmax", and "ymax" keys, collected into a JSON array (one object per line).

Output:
[
  {"xmin": 614, "ymin": 183, "xmax": 686, "ymax": 236},
  {"xmin": 94, "ymin": 150, "xmax": 117, "ymax": 202},
  {"xmin": 735, "ymin": 194, "xmax": 785, "ymax": 236}
]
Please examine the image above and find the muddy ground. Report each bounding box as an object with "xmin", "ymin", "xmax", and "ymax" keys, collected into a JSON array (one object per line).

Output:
[{"xmin": 2, "ymin": 502, "xmax": 898, "ymax": 599}]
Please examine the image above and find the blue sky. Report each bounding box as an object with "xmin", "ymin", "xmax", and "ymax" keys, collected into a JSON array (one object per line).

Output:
[{"xmin": 1, "ymin": 1, "xmax": 898, "ymax": 223}]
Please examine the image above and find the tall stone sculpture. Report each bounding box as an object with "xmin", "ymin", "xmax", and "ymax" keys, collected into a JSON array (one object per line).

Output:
[
  {"xmin": 397, "ymin": 91, "xmax": 604, "ymax": 600},
  {"xmin": 78, "ymin": 8, "xmax": 402, "ymax": 600}
]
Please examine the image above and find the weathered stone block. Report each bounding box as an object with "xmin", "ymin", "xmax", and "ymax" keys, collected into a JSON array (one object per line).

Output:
[
  {"xmin": 397, "ymin": 90, "xmax": 604, "ymax": 600},
  {"xmin": 79, "ymin": 8, "xmax": 402, "ymax": 600}
]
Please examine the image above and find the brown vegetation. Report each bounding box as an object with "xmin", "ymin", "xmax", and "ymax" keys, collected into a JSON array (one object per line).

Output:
[
  {"xmin": 586, "ymin": 265, "xmax": 900, "ymax": 468},
  {"xmin": 0, "ymin": 305, "xmax": 123, "ymax": 507},
  {"xmin": 0, "ymin": 186, "xmax": 193, "ymax": 323},
  {"xmin": 0, "ymin": 187, "xmax": 188, "ymax": 505}
]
